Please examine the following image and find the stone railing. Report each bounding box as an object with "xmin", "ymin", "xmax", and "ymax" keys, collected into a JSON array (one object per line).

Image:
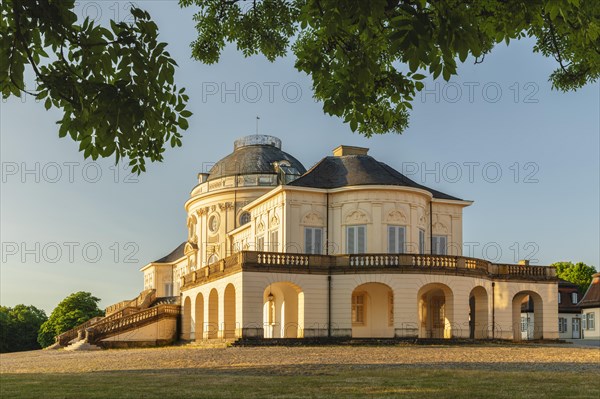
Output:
[
  {"xmin": 257, "ymin": 252, "xmax": 310, "ymax": 266},
  {"xmin": 500, "ymin": 264, "xmax": 550, "ymax": 277},
  {"xmin": 181, "ymin": 251, "xmax": 556, "ymax": 289},
  {"xmin": 56, "ymin": 316, "xmax": 104, "ymax": 346},
  {"xmin": 105, "ymin": 289, "xmax": 156, "ymax": 316},
  {"xmin": 193, "ymin": 173, "xmax": 278, "ymax": 196},
  {"xmin": 91, "ymin": 304, "xmax": 180, "ymax": 341}
]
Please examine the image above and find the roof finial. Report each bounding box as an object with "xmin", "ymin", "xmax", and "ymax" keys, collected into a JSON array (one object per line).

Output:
[{"xmin": 256, "ymin": 116, "xmax": 260, "ymax": 136}]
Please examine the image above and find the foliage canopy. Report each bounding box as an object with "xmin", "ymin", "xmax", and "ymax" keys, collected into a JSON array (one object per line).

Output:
[
  {"xmin": 552, "ymin": 261, "xmax": 597, "ymax": 294},
  {"xmin": 2, "ymin": 0, "xmax": 191, "ymax": 173},
  {"xmin": 37, "ymin": 291, "xmax": 103, "ymax": 348},
  {"xmin": 0, "ymin": 304, "xmax": 47, "ymax": 353},
  {"xmin": 2, "ymin": 0, "xmax": 599, "ymax": 171},
  {"xmin": 182, "ymin": 0, "xmax": 599, "ymax": 135}
]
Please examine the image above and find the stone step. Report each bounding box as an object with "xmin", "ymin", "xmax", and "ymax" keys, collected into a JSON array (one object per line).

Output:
[
  {"xmin": 64, "ymin": 340, "xmax": 102, "ymax": 351},
  {"xmin": 185, "ymin": 339, "xmax": 238, "ymax": 349}
]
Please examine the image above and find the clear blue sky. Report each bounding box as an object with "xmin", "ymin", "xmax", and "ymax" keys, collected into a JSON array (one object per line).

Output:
[{"xmin": 1, "ymin": 1, "xmax": 598, "ymax": 314}]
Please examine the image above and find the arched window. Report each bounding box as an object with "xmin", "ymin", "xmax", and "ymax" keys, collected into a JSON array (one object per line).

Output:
[
  {"xmin": 207, "ymin": 254, "xmax": 219, "ymax": 265},
  {"xmin": 239, "ymin": 211, "xmax": 251, "ymax": 226}
]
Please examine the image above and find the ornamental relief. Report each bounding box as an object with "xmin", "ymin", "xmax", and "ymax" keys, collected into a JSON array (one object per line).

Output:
[
  {"xmin": 386, "ymin": 210, "xmax": 407, "ymax": 224},
  {"xmin": 270, "ymin": 215, "xmax": 280, "ymax": 228},
  {"xmin": 187, "ymin": 216, "xmax": 198, "ymax": 243},
  {"xmin": 257, "ymin": 220, "xmax": 265, "ymax": 233},
  {"xmin": 207, "ymin": 244, "xmax": 219, "ymax": 254},
  {"xmin": 432, "ymin": 221, "xmax": 448, "ymax": 234},
  {"xmin": 302, "ymin": 211, "xmax": 324, "ymax": 226},
  {"xmin": 184, "ymin": 242, "xmax": 198, "ymax": 255},
  {"xmin": 417, "ymin": 208, "xmax": 427, "ymax": 227},
  {"xmin": 345, "ymin": 209, "xmax": 369, "ymax": 224}
]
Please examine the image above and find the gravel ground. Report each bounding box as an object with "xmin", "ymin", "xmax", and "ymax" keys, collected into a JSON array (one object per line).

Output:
[{"xmin": 2, "ymin": 344, "xmax": 599, "ymax": 375}]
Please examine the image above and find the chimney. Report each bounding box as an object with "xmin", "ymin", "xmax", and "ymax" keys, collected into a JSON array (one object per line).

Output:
[{"xmin": 332, "ymin": 145, "xmax": 369, "ymax": 157}]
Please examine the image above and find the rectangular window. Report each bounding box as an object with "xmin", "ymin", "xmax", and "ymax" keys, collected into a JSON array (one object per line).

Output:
[
  {"xmin": 582, "ymin": 314, "xmax": 587, "ymax": 330},
  {"xmin": 558, "ymin": 292, "xmax": 562, "ymax": 304},
  {"xmin": 352, "ymin": 293, "xmax": 365, "ymax": 324},
  {"xmin": 304, "ymin": 227, "xmax": 323, "ymax": 255},
  {"xmin": 558, "ymin": 317, "xmax": 568, "ymax": 333},
  {"xmin": 269, "ymin": 230, "xmax": 279, "ymax": 252},
  {"xmin": 419, "ymin": 229, "xmax": 426, "ymax": 254},
  {"xmin": 164, "ymin": 282, "xmax": 173, "ymax": 297},
  {"xmin": 257, "ymin": 236, "xmax": 264, "ymax": 252},
  {"xmin": 587, "ymin": 313, "xmax": 595, "ymax": 330},
  {"xmin": 432, "ymin": 235, "xmax": 447, "ymax": 255},
  {"xmin": 521, "ymin": 316, "xmax": 527, "ymax": 332},
  {"xmin": 346, "ymin": 225, "xmax": 366, "ymax": 254},
  {"xmin": 388, "ymin": 226, "xmax": 406, "ymax": 254},
  {"xmin": 571, "ymin": 292, "xmax": 578, "ymax": 304}
]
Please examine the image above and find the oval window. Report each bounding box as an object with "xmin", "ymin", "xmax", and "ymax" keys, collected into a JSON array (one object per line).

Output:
[
  {"xmin": 239, "ymin": 212, "xmax": 251, "ymax": 226},
  {"xmin": 208, "ymin": 214, "xmax": 219, "ymax": 233}
]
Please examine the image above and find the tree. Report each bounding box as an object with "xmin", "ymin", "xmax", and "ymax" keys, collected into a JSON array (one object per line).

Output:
[
  {"xmin": 1, "ymin": 0, "xmax": 191, "ymax": 174},
  {"xmin": 37, "ymin": 291, "xmax": 104, "ymax": 348},
  {"xmin": 552, "ymin": 261, "xmax": 598, "ymax": 293},
  {"xmin": 0, "ymin": 305, "xmax": 48, "ymax": 353},
  {"xmin": 3, "ymin": 1, "xmax": 599, "ymax": 170},
  {"xmin": 183, "ymin": 0, "xmax": 599, "ymax": 135}
]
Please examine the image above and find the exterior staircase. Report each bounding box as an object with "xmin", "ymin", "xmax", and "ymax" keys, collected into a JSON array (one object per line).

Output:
[
  {"xmin": 54, "ymin": 290, "xmax": 181, "ymax": 349},
  {"xmin": 64, "ymin": 340, "xmax": 102, "ymax": 351}
]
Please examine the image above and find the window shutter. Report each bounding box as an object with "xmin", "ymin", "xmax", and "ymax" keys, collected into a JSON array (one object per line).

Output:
[
  {"xmin": 388, "ymin": 226, "xmax": 396, "ymax": 253},
  {"xmin": 270, "ymin": 230, "xmax": 278, "ymax": 252},
  {"xmin": 314, "ymin": 228, "xmax": 322, "ymax": 255},
  {"xmin": 357, "ymin": 226, "xmax": 366, "ymax": 253},
  {"xmin": 347, "ymin": 227, "xmax": 355, "ymax": 254},
  {"xmin": 399, "ymin": 227, "xmax": 405, "ymax": 253},
  {"xmin": 305, "ymin": 228, "xmax": 312, "ymax": 254}
]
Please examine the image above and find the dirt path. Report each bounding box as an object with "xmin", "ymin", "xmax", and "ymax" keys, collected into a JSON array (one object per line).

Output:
[{"xmin": 2, "ymin": 344, "xmax": 599, "ymax": 374}]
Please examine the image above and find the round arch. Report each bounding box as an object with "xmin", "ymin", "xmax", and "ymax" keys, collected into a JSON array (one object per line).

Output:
[
  {"xmin": 351, "ymin": 282, "xmax": 394, "ymax": 338},
  {"xmin": 469, "ymin": 286, "xmax": 489, "ymax": 339},
  {"xmin": 417, "ymin": 282, "xmax": 454, "ymax": 339},
  {"xmin": 181, "ymin": 296, "xmax": 192, "ymax": 341},
  {"xmin": 263, "ymin": 281, "xmax": 304, "ymax": 338},
  {"xmin": 194, "ymin": 293, "xmax": 204, "ymax": 342},
  {"xmin": 207, "ymin": 289, "xmax": 219, "ymax": 339},
  {"xmin": 223, "ymin": 284, "xmax": 237, "ymax": 338},
  {"xmin": 512, "ymin": 290, "xmax": 544, "ymax": 341}
]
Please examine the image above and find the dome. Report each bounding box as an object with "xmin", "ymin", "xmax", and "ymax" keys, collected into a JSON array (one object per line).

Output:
[{"xmin": 207, "ymin": 135, "xmax": 306, "ymax": 181}]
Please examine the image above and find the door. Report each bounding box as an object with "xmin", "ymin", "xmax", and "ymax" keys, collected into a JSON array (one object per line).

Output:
[{"xmin": 572, "ymin": 318, "xmax": 581, "ymax": 339}]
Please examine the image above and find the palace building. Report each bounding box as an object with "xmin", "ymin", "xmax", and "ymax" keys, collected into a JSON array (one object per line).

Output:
[{"xmin": 57, "ymin": 135, "xmax": 559, "ymax": 348}]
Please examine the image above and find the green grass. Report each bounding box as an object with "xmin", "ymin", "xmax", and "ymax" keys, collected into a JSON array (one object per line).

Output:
[{"xmin": 1, "ymin": 366, "xmax": 598, "ymax": 399}]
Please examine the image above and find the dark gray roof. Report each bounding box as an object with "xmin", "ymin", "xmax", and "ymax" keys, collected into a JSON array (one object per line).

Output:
[
  {"xmin": 289, "ymin": 155, "xmax": 462, "ymax": 200},
  {"xmin": 207, "ymin": 145, "xmax": 306, "ymax": 181},
  {"xmin": 153, "ymin": 242, "xmax": 186, "ymax": 263}
]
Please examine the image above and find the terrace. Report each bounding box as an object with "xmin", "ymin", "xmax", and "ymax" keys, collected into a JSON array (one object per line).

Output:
[{"xmin": 180, "ymin": 251, "xmax": 557, "ymax": 290}]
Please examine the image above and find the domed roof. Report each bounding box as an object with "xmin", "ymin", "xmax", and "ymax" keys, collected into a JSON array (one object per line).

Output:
[{"xmin": 207, "ymin": 135, "xmax": 306, "ymax": 181}]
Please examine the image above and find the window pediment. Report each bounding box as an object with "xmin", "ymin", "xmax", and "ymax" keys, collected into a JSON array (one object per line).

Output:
[
  {"xmin": 386, "ymin": 210, "xmax": 407, "ymax": 224},
  {"xmin": 345, "ymin": 210, "xmax": 369, "ymax": 224},
  {"xmin": 302, "ymin": 212, "xmax": 324, "ymax": 226}
]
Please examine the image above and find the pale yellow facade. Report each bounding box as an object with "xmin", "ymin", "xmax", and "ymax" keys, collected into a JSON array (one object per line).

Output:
[{"xmin": 137, "ymin": 135, "xmax": 559, "ymax": 343}]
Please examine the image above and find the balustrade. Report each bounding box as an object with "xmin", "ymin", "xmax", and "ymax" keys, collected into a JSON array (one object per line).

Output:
[{"xmin": 180, "ymin": 251, "xmax": 554, "ymax": 289}]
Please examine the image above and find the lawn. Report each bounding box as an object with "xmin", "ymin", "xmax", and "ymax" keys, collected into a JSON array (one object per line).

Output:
[{"xmin": 2, "ymin": 367, "xmax": 598, "ymax": 398}]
